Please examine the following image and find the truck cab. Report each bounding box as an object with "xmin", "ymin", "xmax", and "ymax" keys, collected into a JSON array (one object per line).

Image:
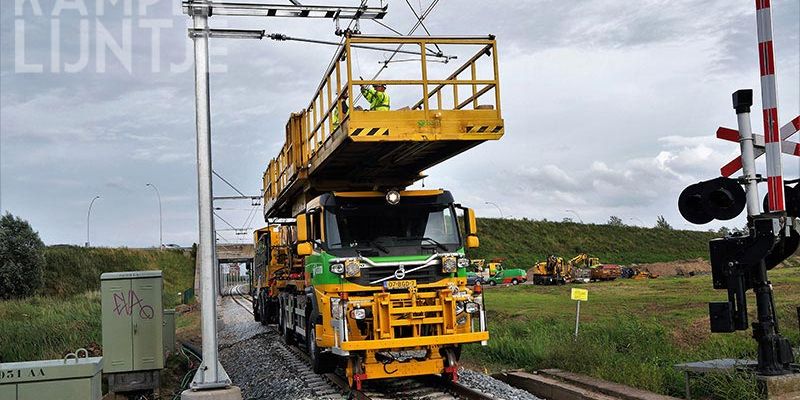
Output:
[{"xmin": 279, "ymin": 189, "xmax": 488, "ymax": 388}]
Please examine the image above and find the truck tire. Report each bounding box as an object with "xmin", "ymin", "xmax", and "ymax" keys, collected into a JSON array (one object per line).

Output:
[
  {"xmin": 489, "ymin": 280, "xmax": 496, "ymax": 286},
  {"xmin": 511, "ymin": 278, "xmax": 519, "ymax": 285},
  {"xmin": 307, "ymin": 322, "xmax": 334, "ymax": 373},
  {"xmin": 253, "ymin": 296, "xmax": 261, "ymax": 322},
  {"xmin": 259, "ymin": 296, "xmax": 269, "ymax": 325},
  {"xmin": 280, "ymin": 296, "xmax": 295, "ymax": 345}
]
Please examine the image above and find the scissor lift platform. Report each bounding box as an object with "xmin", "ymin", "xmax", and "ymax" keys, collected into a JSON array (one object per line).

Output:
[{"xmin": 263, "ymin": 36, "xmax": 504, "ymax": 218}]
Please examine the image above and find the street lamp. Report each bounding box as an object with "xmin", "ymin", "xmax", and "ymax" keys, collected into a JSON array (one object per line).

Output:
[
  {"xmin": 565, "ymin": 209, "xmax": 583, "ymax": 223},
  {"xmin": 86, "ymin": 195, "xmax": 100, "ymax": 247},
  {"xmin": 146, "ymin": 183, "xmax": 163, "ymax": 250},
  {"xmin": 485, "ymin": 201, "xmax": 504, "ymax": 218}
]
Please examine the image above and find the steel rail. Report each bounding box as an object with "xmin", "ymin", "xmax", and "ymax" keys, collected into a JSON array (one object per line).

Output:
[{"xmin": 228, "ymin": 284, "xmax": 254, "ymax": 315}]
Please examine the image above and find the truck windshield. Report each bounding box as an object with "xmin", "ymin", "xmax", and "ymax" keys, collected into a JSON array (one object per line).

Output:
[{"xmin": 325, "ymin": 204, "xmax": 460, "ymax": 255}]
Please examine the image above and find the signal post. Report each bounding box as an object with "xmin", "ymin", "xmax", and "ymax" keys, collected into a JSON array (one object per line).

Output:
[{"xmin": 677, "ymin": 1, "xmax": 800, "ymax": 395}]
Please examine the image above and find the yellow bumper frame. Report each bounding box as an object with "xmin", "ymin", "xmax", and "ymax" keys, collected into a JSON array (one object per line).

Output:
[{"xmin": 340, "ymin": 331, "xmax": 489, "ymax": 351}]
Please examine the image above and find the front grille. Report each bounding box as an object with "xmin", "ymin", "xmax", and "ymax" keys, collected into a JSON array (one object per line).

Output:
[{"xmin": 346, "ymin": 264, "xmax": 444, "ymax": 286}]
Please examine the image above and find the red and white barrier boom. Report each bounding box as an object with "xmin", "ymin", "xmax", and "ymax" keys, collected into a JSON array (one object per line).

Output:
[{"xmin": 756, "ymin": 0, "xmax": 784, "ymax": 212}]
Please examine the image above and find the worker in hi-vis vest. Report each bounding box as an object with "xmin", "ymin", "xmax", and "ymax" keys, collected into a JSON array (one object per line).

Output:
[
  {"xmin": 360, "ymin": 83, "xmax": 390, "ymax": 111},
  {"xmin": 332, "ymin": 90, "xmax": 349, "ymax": 127}
]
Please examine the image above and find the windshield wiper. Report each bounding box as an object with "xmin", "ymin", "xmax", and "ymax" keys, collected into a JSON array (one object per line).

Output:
[
  {"xmin": 409, "ymin": 236, "xmax": 448, "ymax": 252},
  {"xmin": 327, "ymin": 241, "xmax": 386, "ymax": 254},
  {"xmin": 368, "ymin": 239, "xmax": 389, "ymax": 254}
]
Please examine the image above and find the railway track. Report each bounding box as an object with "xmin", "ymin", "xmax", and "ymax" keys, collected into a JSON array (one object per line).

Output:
[
  {"xmin": 220, "ymin": 290, "xmax": 496, "ymax": 399},
  {"xmin": 226, "ymin": 284, "xmax": 254, "ymax": 316}
]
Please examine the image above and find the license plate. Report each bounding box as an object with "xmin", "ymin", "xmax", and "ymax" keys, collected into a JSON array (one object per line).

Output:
[{"xmin": 384, "ymin": 280, "xmax": 416, "ymax": 290}]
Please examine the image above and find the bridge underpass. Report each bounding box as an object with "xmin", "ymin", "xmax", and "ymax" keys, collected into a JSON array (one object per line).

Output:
[{"xmin": 217, "ymin": 244, "xmax": 254, "ymax": 296}]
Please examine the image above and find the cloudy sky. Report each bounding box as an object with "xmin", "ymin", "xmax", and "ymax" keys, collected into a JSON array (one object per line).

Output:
[{"xmin": 1, "ymin": 0, "xmax": 798, "ymax": 247}]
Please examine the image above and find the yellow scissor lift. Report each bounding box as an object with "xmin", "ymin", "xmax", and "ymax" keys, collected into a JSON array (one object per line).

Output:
[{"xmin": 263, "ymin": 35, "xmax": 504, "ymax": 218}]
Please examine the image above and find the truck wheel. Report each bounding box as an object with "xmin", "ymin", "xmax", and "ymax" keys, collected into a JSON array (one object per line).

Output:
[
  {"xmin": 308, "ymin": 322, "xmax": 334, "ymax": 373},
  {"xmin": 489, "ymin": 280, "xmax": 496, "ymax": 286},
  {"xmin": 512, "ymin": 279, "xmax": 519, "ymax": 285},
  {"xmin": 280, "ymin": 297, "xmax": 295, "ymax": 345},
  {"xmin": 259, "ymin": 296, "xmax": 269, "ymax": 326},
  {"xmin": 442, "ymin": 347, "xmax": 459, "ymax": 383},
  {"xmin": 253, "ymin": 297, "xmax": 261, "ymax": 322}
]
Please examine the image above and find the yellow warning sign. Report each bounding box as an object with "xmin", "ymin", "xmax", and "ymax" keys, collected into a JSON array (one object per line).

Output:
[{"xmin": 571, "ymin": 288, "xmax": 588, "ymax": 302}]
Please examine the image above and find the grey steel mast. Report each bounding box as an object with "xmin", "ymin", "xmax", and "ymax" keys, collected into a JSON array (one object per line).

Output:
[{"xmin": 181, "ymin": 0, "xmax": 387, "ymax": 394}]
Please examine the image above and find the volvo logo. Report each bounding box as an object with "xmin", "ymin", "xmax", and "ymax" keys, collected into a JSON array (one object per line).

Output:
[{"xmin": 394, "ymin": 266, "xmax": 406, "ymax": 280}]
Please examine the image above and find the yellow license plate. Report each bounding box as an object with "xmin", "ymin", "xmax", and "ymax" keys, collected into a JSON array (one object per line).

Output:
[{"xmin": 384, "ymin": 280, "xmax": 416, "ymax": 290}]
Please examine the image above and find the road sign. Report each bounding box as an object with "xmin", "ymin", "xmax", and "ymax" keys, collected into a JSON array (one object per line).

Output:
[
  {"xmin": 571, "ymin": 288, "xmax": 588, "ymax": 340},
  {"xmin": 571, "ymin": 288, "xmax": 588, "ymax": 302}
]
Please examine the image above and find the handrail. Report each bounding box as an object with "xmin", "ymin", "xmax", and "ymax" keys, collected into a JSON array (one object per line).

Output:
[
  {"xmin": 412, "ymin": 44, "xmax": 492, "ymax": 110},
  {"xmin": 347, "ymin": 34, "xmax": 494, "ymax": 40},
  {"xmin": 456, "ymin": 85, "xmax": 494, "ymax": 110}
]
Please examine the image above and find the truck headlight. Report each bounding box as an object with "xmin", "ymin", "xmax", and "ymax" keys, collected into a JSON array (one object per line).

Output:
[
  {"xmin": 442, "ymin": 256, "xmax": 458, "ymax": 273},
  {"xmin": 330, "ymin": 263, "xmax": 344, "ymax": 274},
  {"xmin": 349, "ymin": 308, "xmax": 366, "ymax": 320},
  {"xmin": 386, "ymin": 190, "xmax": 401, "ymax": 205},
  {"xmin": 465, "ymin": 302, "xmax": 480, "ymax": 314},
  {"xmin": 458, "ymin": 257, "xmax": 470, "ymax": 268},
  {"xmin": 345, "ymin": 259, "xmax": 361, "ymax": 277}
]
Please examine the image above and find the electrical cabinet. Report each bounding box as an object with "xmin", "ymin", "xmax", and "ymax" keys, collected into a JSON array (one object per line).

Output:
[
  {"xmin": 0, "ymin": 354, "xmax": 103, "ymax": 400},
  {"xmin": 101, "ymin": 271, "xmax": 164, "ymax": 373},
  {"xmin": 163, "ymin": 309, "xmax": 176, "ymax": 356}
]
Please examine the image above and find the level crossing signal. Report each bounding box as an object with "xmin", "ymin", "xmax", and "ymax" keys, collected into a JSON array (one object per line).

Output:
[{"xmin": 678, "ymin": 113, "xmax": 800, "ymax": 223}]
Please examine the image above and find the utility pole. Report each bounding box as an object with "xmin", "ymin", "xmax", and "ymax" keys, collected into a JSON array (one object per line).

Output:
[
  {"xmin": 484, "ymin": 201, "xmax": 503, "ymax": 218},
  {"xmin": 146, "ymin": 183, "xmax": 163, "ymax": 250},
  {"xmin": 86, "ymin": 195, "xmax": 100, "ymax": 247},
  {"xmin": 180, "ymin": 1, "xmax": 387, "ymax": 397},
  {"xmin": 188, "ymin": 1, "xmax": 228, "ymax": 392}
]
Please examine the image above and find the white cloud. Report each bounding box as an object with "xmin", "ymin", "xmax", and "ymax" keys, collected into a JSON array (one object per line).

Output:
[{"xmin": 1, "ymin": 0, "xmax": 798, "ymax": 245}]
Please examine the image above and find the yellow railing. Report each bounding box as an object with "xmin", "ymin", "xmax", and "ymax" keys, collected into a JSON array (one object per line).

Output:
[{"xmin": 263, "ymin": 35, "xmax": 501, "ymax": 210}]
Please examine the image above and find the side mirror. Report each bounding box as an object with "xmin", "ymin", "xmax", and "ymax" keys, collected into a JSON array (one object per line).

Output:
[
  {"xmin": 296, "ymin": 213, "xmax": 308, "ymax": 242},
  {"xmin": 465, "ymin": 208, "xmax": 478, "ymax": 235},
  {"xmin": 466, "ymin": 235, "xmax": 480, "ymax": 249},
  {"xmin": 297, "ymin": 242, "xmax": 313, "ymax": 256}
]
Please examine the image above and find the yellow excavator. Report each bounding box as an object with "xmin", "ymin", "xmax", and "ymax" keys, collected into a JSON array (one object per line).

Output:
[
  {"xmin": 568, "ymin": 253, "xmax": 620, "ymax": 282},
  {"xmin": 530, "ymin": 255, "xmax": 569, "ymax": 285},
  {"xmin": 568, "ymin": 253, "xmax": 598, "ymax": 283}
]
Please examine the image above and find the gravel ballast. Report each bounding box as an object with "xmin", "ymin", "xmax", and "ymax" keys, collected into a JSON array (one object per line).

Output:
[{"xmin": 216, "ymin": 295, "xmax": 541, "ymax": 400}]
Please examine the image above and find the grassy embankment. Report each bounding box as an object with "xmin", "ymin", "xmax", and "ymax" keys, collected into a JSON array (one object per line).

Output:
[
  {"xmin": 463, "ymin": 260, "xmax": 800, "ymax": 400},
  {"xmin": 0, "ymin": 246, "xmax": 195, "ymax": 362},
  {"xmin": 470, "ymin": 218, "xmax": 718, "ymax": 267}
]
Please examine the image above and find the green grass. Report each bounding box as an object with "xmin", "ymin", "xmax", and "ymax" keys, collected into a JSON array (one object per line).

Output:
[
  {"xmin": 469, "ymin": 218, "xmax": 718, "ymax": 268},
  {"xmin": 0, "ymin": 246, "xmax": 196, "ymax": 363},
  {"xmin": 463, "ymin": 264, "xmax": 800, "ymax": 399},
  {"xmin": 41, "ymin": 246, "xmax": 195, "ymax": 301},
  {"xmin": 0, "ymin": 292, "xmax": 101, "ymax": 362}
]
